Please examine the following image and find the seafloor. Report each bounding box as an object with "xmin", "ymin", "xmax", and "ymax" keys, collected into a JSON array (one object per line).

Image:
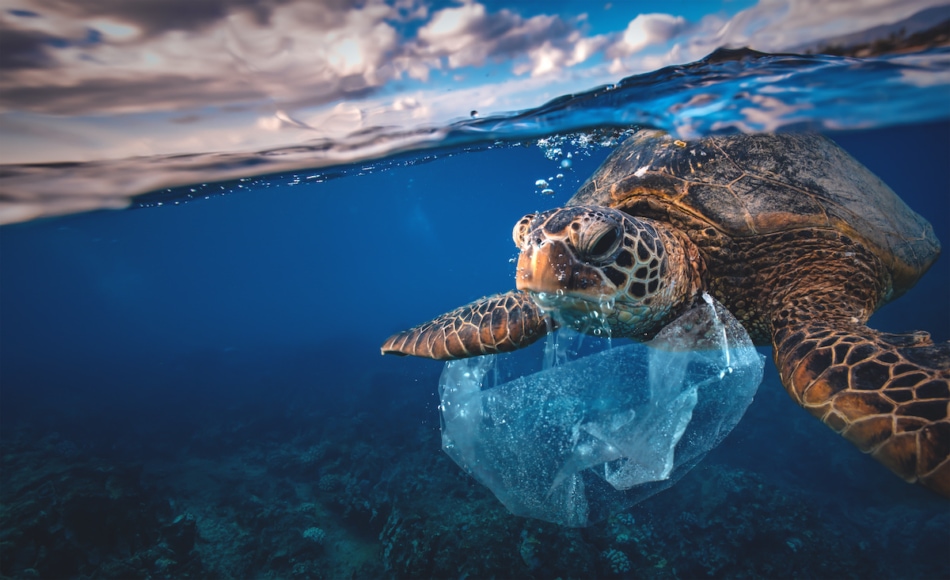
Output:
[{"xmin": 1, "ymin": 352, "xmax": 946, "ymax": 579}]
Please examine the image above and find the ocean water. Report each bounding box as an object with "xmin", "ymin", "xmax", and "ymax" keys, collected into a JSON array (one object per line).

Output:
[{"xmin": 1, "ymin": 49, "xmax": 949, "ymax": 578}]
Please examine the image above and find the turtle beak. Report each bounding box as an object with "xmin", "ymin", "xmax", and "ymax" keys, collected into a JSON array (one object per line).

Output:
[{"xmin": 516, "ymin": 239, "xmax": 604, "ymax": 296}]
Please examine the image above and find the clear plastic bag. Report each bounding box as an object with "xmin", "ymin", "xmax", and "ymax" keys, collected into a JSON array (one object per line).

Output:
[{"xmin": 438, "ymin": 294, "xmax": 765, "ymax": 526}]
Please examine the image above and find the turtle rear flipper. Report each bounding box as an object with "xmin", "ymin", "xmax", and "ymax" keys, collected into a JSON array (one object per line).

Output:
[
  {"xmin": 381, "ymin": 291, "xmax": 555, "ymax": 360},
  {"xmin": 772, "ymin": 321, "xmax": 950, "ymax": 496}
]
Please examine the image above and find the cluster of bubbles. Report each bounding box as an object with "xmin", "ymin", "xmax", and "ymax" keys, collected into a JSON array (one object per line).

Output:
[
  {"xmin": 534, "ymin": 174, "xmax": 564, "ymax": 196},
  {"xmin": 533, "ymin": 149, "xmax": 571, "ymax": 195},
  {"xmin": 532, "ymin": 130, "xmax": 631, "ymax": 197},
  {"xmin": 536, "ymin": 130, "xmax": 626, "ymax": 160}
]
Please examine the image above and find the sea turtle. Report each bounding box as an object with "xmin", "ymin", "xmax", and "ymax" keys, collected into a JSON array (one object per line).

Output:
[{"xmin": 381, "ymin": 129, "xmax": 949, "ymax": 496}]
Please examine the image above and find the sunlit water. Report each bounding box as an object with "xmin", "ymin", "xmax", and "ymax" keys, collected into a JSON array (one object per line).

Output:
[{"xmin": 0, "ymin": 47, "xmax": 948, "ymax": 579}]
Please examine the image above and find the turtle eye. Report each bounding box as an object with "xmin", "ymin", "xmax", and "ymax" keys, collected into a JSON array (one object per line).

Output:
[{"xmin": 585, "ymin": 226, "xmax": 621, "ymax": 260}]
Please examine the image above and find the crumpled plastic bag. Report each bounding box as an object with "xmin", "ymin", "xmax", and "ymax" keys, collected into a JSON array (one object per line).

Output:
[{"xmin": 438, "ymin": 293, "xmax": 765, "ymax": 526}]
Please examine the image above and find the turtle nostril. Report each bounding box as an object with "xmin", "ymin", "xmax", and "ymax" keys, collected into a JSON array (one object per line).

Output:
[{"xmin": 512, "ymin": 214, "xmax": 536, "ymax": 248}]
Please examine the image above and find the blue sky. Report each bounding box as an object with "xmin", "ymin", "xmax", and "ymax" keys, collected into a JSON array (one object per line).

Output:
[{"xmin": 0, "ymin": 0, "xmax": 945, "ymax": 164}]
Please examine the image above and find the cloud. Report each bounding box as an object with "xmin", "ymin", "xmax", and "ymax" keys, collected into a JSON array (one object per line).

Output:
[
  {"xmin": 610, "ymin": 13, "xmax": 691, "ymax": 57},
  {"xmin": 19, "ymin": 0, "xmax": 295, "ymax": 39},
  {"xmin": 0, "ymin": 0, "xmax": 600, "ymax": 118},
  {"xmin": 413, "ymin": 0, "xmax": 603, "ymax": 77},
  {"xmin": 0, "ymin": 0, "xmax": 409, "ymax": 115},
  {"xmin": 601, "ymin": 13, "xmax": 727, "ymax": 77},
  {"xmin": 0, "ymin": 24, "xmax": 59, "ymax": 70},
  {"xmin": 0, "ymin": 74, "xmax": 268, "ymax": 115}
]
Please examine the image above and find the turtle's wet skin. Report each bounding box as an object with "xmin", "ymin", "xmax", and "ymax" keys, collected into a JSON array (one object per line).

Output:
[{"xmin": 382, "ymin": 130, "xmax": 949, "ymax": 497}]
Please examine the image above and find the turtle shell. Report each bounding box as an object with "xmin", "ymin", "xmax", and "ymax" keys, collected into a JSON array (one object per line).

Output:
[{"xmin": 569, "ymin": 130, "xmax": 941, "ymax": 295}]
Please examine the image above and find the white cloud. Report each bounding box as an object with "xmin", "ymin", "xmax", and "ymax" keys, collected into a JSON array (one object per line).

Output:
[
  {"xmin": 603, "ymin": 13, "xmax": 727, "ymax": 77},
  {"xmin": 614, "ymin": 13, "xmax": 690, "ymax": 56},
  {"xmin": 419, "ymin": 1, "xmax": 481, "ymax": 43},
  {"xmin": 413, "ymin": 0, "xmax": 603, "ymax": 76},
  {"xmin": 415, "ymin": 1, "xmax": 492, "ymax": 68}
]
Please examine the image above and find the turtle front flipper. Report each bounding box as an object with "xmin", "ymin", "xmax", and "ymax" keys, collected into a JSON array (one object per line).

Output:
[
  {"xmin": 381, "ymin": 291, "xmax": 556, "ymax": 360},
  {"xmin": 772, "ymin": 321, "xmax": 950, "ymax": 496}
]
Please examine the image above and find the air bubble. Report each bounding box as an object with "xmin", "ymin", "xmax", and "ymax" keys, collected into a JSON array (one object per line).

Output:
[
  {"xmin": 535, "ymin": 179, "xmax": 549, "ymax": 188},
  {"xmin": 561, "ymin": 159, "xmax": 572, "ymax": 169},
  {"xmin": 541, "ymin": 188, "xmax": 555, "ymax": 195}
]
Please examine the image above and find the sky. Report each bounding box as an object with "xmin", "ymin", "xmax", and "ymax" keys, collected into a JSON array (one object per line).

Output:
[{"xmin": 0, "ymin": 0, "xmax": 946, "ymax": 164}]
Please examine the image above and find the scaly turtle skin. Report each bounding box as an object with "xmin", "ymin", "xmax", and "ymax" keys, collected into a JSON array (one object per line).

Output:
[{"xmin": 382, "ymin": 130, "xmax": 949, "ymax": 496}]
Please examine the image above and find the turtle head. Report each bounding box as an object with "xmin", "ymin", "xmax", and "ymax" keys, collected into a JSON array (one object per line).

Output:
[
  {"xmin": 513, "ymin": 205, "xmax": 702, "ymax": 339},
  {"xmin": 380, "ymin": 204, "xmax": 704, "ymax": 360}
]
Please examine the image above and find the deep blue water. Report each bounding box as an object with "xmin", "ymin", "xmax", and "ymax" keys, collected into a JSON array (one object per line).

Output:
[{"xmin": 2, "ymin": 67, "xmax": 949, "ymax": 577}]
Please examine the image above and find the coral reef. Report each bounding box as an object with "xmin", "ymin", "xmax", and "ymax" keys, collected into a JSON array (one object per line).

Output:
[
  {"xmin": 1, "ymin": 371, "xmax": 947, "ymax": 579},
  {"xmin": 602, "ymin": 548, "xmax": 632, "ymax": 575},
  {"xmin": 0, "ymin": 433, "xmax": 200, "ymax": 578},
  {"xmin": 302, "ymin": 526, "xmax": 326, "ymax": 545}
]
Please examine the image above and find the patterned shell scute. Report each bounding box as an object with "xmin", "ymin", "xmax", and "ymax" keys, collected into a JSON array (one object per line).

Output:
[{"xmin": 569, "ymin": 130, "xmax": 940, "ymax": 291}]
